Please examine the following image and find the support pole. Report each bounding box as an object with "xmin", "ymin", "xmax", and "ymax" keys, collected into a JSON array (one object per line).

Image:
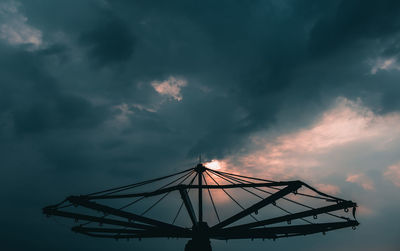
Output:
[
  {"xmin": 194, "ymin": 163, "xmax": 206, "ymax": 223},
  {"xmin": 198, "ymin": 167, "xmax": 203, "ymax": 222},
  {"xmin": 185, "ymin": 238, "xmax": 212, "ymax": 251},
  {"xmin": 185, "ymin": 222, "xmax": 212, "ymax": 251}
]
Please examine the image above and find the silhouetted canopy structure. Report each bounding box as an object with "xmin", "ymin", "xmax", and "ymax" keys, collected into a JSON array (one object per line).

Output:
[{"xmin": 43, "ymin": 162, "xmax": 359, "ymax": 251}]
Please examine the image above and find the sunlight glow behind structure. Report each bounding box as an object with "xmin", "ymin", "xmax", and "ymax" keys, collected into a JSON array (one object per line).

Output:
[{"xmin": 204, "ymin": 159, "xmax": 225, "ymax": 170}]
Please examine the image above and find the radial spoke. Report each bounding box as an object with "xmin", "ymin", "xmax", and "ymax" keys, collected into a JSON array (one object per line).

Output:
[
  {"xmin": 205, "ymin": 171, "xmax": 260, "ymax": 224},
  {"xmin": 203, "ymin": 172, "xmax": 221, "ymax": 223}
]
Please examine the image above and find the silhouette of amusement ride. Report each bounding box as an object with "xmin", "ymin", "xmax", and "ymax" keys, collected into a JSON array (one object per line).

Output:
[{"xmin": 43, "ymin": 161, "xmax": 359, "ymax": 251}]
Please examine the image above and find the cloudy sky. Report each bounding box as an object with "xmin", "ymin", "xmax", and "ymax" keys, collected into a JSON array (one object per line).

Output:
[{"xmin": 1, "ymin": 0, "xmax": 399, "ymax": 250}]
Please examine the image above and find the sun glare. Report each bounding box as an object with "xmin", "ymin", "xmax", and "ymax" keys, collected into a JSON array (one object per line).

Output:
[{"xmin": 204, "ymin": 159, "xmax": 224, "ymax": 170}]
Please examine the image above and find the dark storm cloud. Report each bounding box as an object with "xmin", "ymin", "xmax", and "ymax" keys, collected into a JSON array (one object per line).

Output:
[
  {"xmin": 309, "ymin": 0, "xmax": 400, "ymax": 56},
  {"xmin": 12, "ymin": 94, "xmax": 106, "ymax": 133},
  {"xmin": 79, "ymin": 10, "xmax": 136, "ymax": 66},
  {"xmin": 1, "ymin": 0, "xmax": 400, "ymax": 250},
  {"xmin": 0, "ymin": 44, "xmax": 108, "ymax": 134}
]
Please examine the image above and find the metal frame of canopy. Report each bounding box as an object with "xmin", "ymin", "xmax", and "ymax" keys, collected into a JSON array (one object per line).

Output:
[{"xmin": 43, "ymin": 163, "xmax": 359, "ymax": 251}]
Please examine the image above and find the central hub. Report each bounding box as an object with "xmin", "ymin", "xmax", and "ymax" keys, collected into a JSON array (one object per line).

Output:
[{"xmin": 194, "ymin": 163, "xmax": 206, "ymax": 173}]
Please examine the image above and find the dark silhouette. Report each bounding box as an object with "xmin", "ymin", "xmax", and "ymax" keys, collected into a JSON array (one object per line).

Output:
[{"xmin": 43, "ymin": 162, "xmax": 359, "ymax": 251}]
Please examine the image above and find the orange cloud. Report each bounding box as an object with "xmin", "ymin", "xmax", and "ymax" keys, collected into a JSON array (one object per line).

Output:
[
  {"xmin": 384, "ymin": 162, "xmax": 400, "ymax": 187},
  {"xmin": 346, "ymin": 173, "xmax": 375, "ymax": 191},
  {"xmin": 314, "ymin": 183, "xmax": 341, "ymax": 195},
  {"xmin": 357, "ymin": 205, "xmax": 374, "ymax": 216},
  {"xmin": 215, "ymin": 97, "xmax": 400, "ymax": 188},
  {"xmin": 151, "ymin": 76, "xmax": 187, "ymax": 101},
  {"xmin": 200, "ymin": 97, "xmax": 400, "ymax": 222}
]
